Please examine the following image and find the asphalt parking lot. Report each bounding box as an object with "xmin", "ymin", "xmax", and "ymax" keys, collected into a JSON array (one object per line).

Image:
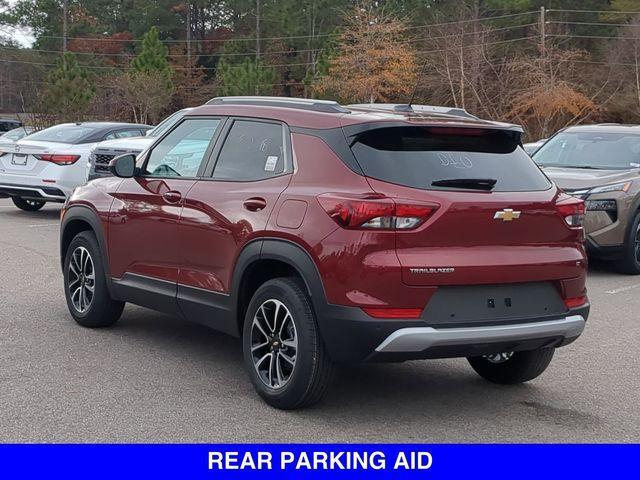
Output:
[{"xmin": 0, "ymin": 197, "xmax": 639, "ymax": 443}]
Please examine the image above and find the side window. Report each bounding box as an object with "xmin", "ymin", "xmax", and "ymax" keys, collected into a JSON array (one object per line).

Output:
[
  {"xmin": 143, "ymin": 118, "xmax": 220, "ymax": 177},
  {"xmin": 115, "ymin": 129, "xmax": 144, "ymax": 139},
  {"xmin": 212, "ymin": 120, "xmax": 286, "ymax": 181}
]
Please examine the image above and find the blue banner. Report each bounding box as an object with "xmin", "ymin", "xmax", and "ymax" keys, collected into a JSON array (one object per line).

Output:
[{"xmin": 0, "ymin": 444, "xmax": 636, "ymax": 479}]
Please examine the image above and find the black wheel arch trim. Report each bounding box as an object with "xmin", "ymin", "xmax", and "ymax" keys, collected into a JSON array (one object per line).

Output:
[
  {"xmin": 626, "ymin": 196, "xmax": 640, "ymax": 238},
  {"xmin": 60, "ymin": 205, "xmax": 110, "ymax": 279},
  {"xmin": 230, "ymin": 237, "xmax": 330, "ymax": 332}
]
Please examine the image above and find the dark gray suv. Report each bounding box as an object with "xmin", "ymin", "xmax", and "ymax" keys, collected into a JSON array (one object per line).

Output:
[{"xmin": 534, "ymin": 124, "xmax": 640, "ymax": 274}]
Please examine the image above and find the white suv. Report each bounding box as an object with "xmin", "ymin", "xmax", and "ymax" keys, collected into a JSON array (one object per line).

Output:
[
  {"xmin": 88, "ymin": 108, "xmax": 192, "ymax": 180},
  {"xmin": 0, "ymin": 122, "xmax": 149, "ymax": 211}
]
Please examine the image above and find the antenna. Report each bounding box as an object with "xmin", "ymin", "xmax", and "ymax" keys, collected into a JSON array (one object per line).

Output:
[{"xmin": 406, "ymin": 59, "xmax": 429, "ymax": 109}]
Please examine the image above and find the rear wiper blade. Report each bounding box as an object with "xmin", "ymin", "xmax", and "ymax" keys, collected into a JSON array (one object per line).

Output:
[
  {"xmin": 431, "ymin": 178, "xmax": 497, "ymax": 190},
  {"xmin": 559, "ymin": 165, "xmax": 601, "ymax": 170}
]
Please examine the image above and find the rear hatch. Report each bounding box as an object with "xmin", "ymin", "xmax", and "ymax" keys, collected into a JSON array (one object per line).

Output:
[{"xmin": 346, "ymin": 124, "xmax": 586, "ymax": 317}]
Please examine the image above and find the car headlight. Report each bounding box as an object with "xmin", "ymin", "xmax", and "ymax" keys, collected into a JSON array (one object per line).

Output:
[{"xmin": 588, "ymin": 182, "xmax": 632, "ymax": 194}]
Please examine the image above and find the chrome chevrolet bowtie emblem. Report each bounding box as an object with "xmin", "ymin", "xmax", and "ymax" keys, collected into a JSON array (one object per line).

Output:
[{"xmin": 494, "ymin": 209, "xmax": 521, "ymax": 222}]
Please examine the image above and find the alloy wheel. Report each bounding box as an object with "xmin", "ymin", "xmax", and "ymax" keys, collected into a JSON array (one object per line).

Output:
[
  {"xmin": 484, "ymin": 352, "xmax": 514, "ymax": 364},
  {"xmin": 68, "ymin": 246, "xmax": 95, "ymax": 313},
  {"xmin": 250, "ymin": 299, "xmax": 298, "ymax": 390}
]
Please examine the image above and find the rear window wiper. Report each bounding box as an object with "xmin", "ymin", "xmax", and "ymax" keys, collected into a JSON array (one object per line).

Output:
[
  {"xmin": 431, "ymin": 178, "xmax": 497, "ymax": 190},
  {"xmin": 553, "ymin": 165, "xmax": 601, "ymax": 170}
]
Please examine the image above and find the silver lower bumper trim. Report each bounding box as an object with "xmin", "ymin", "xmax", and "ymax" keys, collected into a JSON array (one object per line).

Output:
[
  {"xmin": 0, "ymin": 183, "xmax": 66, "ymax": 200},
  {"xmin": 374, "ymin": 315, "xmax": 586, "ymax": 353}
]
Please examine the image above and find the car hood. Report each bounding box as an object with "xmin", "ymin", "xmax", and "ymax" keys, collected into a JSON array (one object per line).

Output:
[
  {"xmin": 542, "ymin": 166, "xmax": 639, "ymax": 190},
  {"xmin": 93, "ymin": 136, "xmax": 155, "ymax": 151}
]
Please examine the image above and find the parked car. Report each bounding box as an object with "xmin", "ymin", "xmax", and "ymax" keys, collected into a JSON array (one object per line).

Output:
[
  {"xmin": 0, "ymin": 126, "xmax": 35, "ymax": 147},
  {"xmin": 533, "ymin": 124, "xmax": 640, "ymax": 274},
  {"xmin": 60, "ymin": 97, "xmax": 589, "ymax": 409},
  {"xmin": 87, "ymin": 108, "xmax": 192, "ymax": 180},
  {"xmin": 0, "ymin": 122, "xmax": 151, "ymax": 211},
  {"xmin": 0, "ymin": 118, "xmax": 22, "ymax": 133},
  {"xmin": 523, "ymin": 138, "xmax": 547, "ymax": 155}
]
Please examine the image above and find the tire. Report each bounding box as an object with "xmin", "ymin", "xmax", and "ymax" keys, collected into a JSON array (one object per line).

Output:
[
  {"xmin": 467, "ymin": 348, "xmax": 555, "ymax": 385},
  {"xmin": 12, "ymin": 197, "xmax": 45, "ymax": 211},
  {"xmin": 63, "ymin": 230, "xmax": 124, "ymax": 328},
  {"xmin": 614, "ymin": 211, "xmax": 640, "ymax": 275},
  {"xmin": 242, "ymin": 277, "xmax": 333, "ymax": 409}
]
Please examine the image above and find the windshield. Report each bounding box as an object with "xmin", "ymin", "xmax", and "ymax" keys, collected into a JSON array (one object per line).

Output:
[
  {"xmin": 350, "ymin": 126, "xmax": 551, "ymax": 192},
  {"xmin": 147, "ymin": 109, "xmax": 188, "ymax": 138},
  {"xmin": 533, "ymin": 131, "xmax": 640, "ymax": 170},
  {"xmin": 26, "ymin": 124, "xmax": 96, "ymax": 144}
]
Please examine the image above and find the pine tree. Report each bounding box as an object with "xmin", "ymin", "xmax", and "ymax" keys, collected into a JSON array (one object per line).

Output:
[
  {"xmin": 131, "ymin": 26, "xmax": 173, "ymax": 88},
  {"xmin": 40, "ymin": 52, "xmax": 95, "ymax": 122},
  {"xmin": 126, "ymin": 26, "xmax": 174, "ymax": 118},
  {"xmin": 217, "ymin": 57, "xmax": 277, "ymax": 96}
]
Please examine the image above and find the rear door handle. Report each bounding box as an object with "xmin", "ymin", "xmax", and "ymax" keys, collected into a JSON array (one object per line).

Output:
[
  {"xmin": 162, "ymin": 190, "xmax": 182, "ymax": 204},
  {"xmin": 243, "ymin": 197, "xmax": 267, "ymax": 212}
]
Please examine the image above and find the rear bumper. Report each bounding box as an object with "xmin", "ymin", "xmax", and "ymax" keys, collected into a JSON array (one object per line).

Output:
[
  {"xmin": 586, "ymin": 236, "xmax": 624, "ymax": 260},
  {"xmin": 0, "ymin": 182, "xmax": 66, "ymax": 202},
  {"xmin": 375, "ymin": 315, "xmax": 585, "ymax": 353},
  {"xmin": 317, "ymin": 303, "xmax": 589, "ymax": 363}
]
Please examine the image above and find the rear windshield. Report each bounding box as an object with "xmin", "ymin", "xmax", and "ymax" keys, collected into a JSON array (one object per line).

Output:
[
  {"xmin": 350, "ymin": 127, "xmax": 551, "ymax": 192},
  {"xmin": 26, "ymin": 124, "xmax": 96, "ymax": 144},
  {"xmin": 533, "ymin": 131, "xmax": 640, "ymax": 170},
  {"xmin": 1, "ymin": 128, "xmax": 29, "ymax": 141}
]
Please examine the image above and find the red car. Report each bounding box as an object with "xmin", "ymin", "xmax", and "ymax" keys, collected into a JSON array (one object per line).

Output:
[{"xmin": 60, "ymin": 97, "xmax": 589, "ymax": 409}]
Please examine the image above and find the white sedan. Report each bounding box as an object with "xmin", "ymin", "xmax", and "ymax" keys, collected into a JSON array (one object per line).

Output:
[{"xmin": 0, "ymin": 122, "xmax": 150, "ymax": 211}]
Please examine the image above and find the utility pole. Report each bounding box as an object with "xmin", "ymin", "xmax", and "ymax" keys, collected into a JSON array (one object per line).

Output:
[
  {"xmin": 256, "ymin": 0, "xmax": 261, "ymax": 61},
  {"xmin": 186, "ymin": 2, "xmax": 192, "ymax": 104},
  {"xmin": 186, "ymin": 2, "xmax": 191, "ymax": 65},
  {"xmin": 255, "ymin": 0, "xmax": 260, "ymax": 95},
  {"xmin": 540, "ymin": 6, "xmax": 546, "ymax": 58},
  {"xmin": 62, "ymin": 0, "xmax": 68, "ymax": 52}
]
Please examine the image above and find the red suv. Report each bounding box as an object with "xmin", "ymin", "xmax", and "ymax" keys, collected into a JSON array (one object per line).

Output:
[{"xmin": 60, "ymin": 97, "xmax": 589, "ymax": 409}]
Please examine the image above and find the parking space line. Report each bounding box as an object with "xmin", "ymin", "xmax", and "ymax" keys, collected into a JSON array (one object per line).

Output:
[
  {"xmin": 26, "ymin": 223, "xmax": 59, "ymax": 228},
  {"xmin": 606, "ymin": 283, "xmax": 640, "ymax": 295}
]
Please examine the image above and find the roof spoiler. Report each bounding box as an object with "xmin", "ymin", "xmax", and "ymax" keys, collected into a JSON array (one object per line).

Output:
[{"xmin": 347, "ymin": 103, "xmax": 479, "ymax": 120}]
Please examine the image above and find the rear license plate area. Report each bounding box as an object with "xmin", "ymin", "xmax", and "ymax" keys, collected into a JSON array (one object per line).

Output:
[
  {"xmin": 11, "ymin": 154, "xmax": 27, "ymax": 166},
  {"xmin": 423, "ymin": 282, "xmax": 567, "ymax": 326}
]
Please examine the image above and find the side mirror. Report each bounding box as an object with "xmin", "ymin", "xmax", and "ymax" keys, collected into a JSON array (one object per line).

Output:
[{"xmin": 109, "ymin": 154, "xmax": 136, "ymax": 178}]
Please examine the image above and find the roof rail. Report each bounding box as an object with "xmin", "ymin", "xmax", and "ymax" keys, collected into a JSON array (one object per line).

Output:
[
  {"xmin": 348, "ymin": 103, "xmax": 479, "ymax": 120},
  {"xmin": 206, "ymin": 96, "xmax": 350, "ymax": 114}
]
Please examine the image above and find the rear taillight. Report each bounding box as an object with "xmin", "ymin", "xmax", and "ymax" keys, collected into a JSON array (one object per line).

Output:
[
  {"xmin": 317, "ymin": 193, "xmax": 438, "ymax": 230},
  {"xmin": 564, "ymin": 295, "xmax": 587, "ymax": 309},
  {"xmin": 556, "ymin": 197, "xmax": 585, "ymax": 228},
  {"xmin": 34, "ymin": 154, "xmax": 80, "ymax": 165},
  {"xmin": 362, "ymin": 307, "xmax": 423, "ymax": 319}
]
